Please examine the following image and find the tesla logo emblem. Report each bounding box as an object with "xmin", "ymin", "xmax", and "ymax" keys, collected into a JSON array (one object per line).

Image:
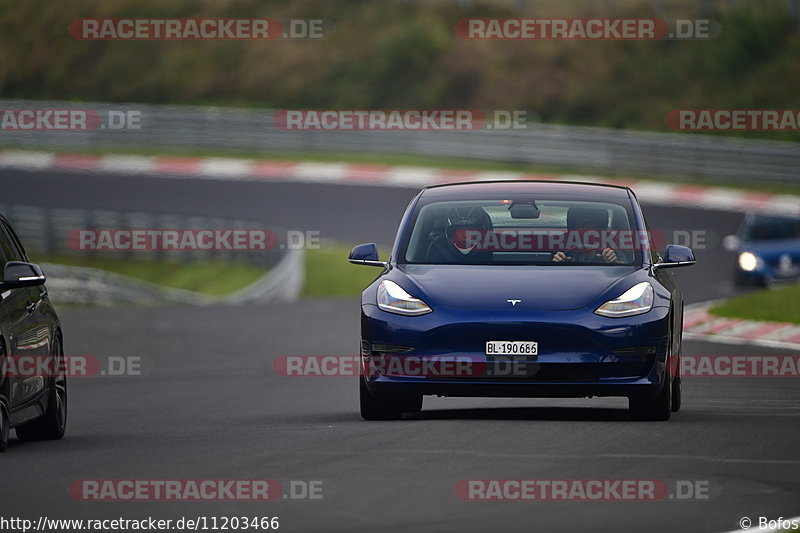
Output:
[{"xmin": 507, "ymin": 299, "xmax": 522, "ymax": 306}]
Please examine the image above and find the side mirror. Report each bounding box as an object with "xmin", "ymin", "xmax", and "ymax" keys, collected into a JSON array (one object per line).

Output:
[
  {"xmin": 348, "ymin": 243, "xmax": 387, "ymax": 267},
  {"xmin": 654, "ymin": 244, "xmax": 696, "ymax": 269},
  {"xmin": 722, "ymin": 235, "xmax": 741, "ymax": 252},
  {"xmin": 2, "ymin": 261, "xmax": 46, "ymax": 289}
]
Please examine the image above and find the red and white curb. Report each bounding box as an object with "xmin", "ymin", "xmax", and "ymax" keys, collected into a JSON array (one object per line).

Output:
[
  {"xmin": 684, "ymin": 302, "xmax": 800, "ymax": 350},
  {"xmin": 2, "ymin": 149, "xmax": 800, "ymax": 215}
]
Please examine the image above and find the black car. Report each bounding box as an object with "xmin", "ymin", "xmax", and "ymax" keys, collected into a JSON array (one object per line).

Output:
[{"xmin": 0, "ymin": 214, "xmax": 66, "ymax": 451}]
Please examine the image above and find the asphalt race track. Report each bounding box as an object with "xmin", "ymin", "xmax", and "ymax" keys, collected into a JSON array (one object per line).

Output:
[
  {"xmin": 1, "ymin": 168, "xmax": 741, "ymax": 303},
  {"xmin": 1, "ymin": 168, "xmax": 798, "ymax": 532}
]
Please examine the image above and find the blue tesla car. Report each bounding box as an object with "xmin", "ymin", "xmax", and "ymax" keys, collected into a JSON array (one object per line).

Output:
[
  {"xmin": 349, "ymin": 181, "xmax": 695, "ymax": 421},
  {"xmin": 726, "ymin": 213, "xmax": 800, "ymax": 287}
]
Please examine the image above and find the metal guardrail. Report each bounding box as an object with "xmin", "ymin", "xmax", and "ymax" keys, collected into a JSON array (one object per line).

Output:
[
  {"xmin": 38, "ymin": 248, "xmax": 303, "ymax": 306},
  {"xmin": 1, "ymin": 99, "xmax": 799, "ymax": 183},
  {"xmin": 0, "ymin": 204, "xmax": 302, "ymax": 305},
  {"xmin": 0, "ymin": 204, "xmax": 283, "ymax": 267}
]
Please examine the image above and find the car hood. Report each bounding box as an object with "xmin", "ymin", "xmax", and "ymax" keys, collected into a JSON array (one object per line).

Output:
[{"xmin": 398, "ymin": 264, "xmax": 635, "ymax": 311}]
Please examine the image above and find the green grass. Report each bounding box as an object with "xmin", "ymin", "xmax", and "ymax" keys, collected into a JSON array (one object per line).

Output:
[
  {"xmin": 710, "ymin": 285, "xmax": 800, "ymax": 324},
  {"xmin": 7, "ymin": 144, "xmax": 800, "ymax": 197},
  {"xmin": 30, "ymin": 253, "xmax": 267, "ymax": 296},
  {"xmin": 302, "ymin": 244, "xmax": 382, "ymax": 298},
  {"xmin": 34, "ymin": 243, "xmax": 385, "ymax": 299}
]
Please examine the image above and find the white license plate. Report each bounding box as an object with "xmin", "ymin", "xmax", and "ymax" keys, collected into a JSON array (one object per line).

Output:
[{"xmin": 485, "ymin": 341, "xmax": 538, "ymax": 356}]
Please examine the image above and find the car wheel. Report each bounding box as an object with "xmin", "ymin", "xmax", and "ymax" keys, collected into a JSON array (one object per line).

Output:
[
  {"xmin": 0, "ymin": 400, "xmax": 9, "ymax": 452},
  {"xmin": 671, "ymin": 312, "xmax": 683, "ymax": 413},
  {"xmin": 629, "ymin": 375, "xmax": 671, "ymax": 421},
  {"xmin": 630, "ymin": 318, "xmax": 673, "ymax": 421},
  {"xmin": 401, "ymin": 395, "xmax": 423, "ymax": 414},
  {"xmin": 16, "ymin": 335, "xmax": 67, "ymax": 441},
  {"xmin": 0, "ymin": 339, "xmax": 8, "ymax": 452},
  {"xmin": 359, "ymin": 378, "xmax": 404, "ymax": 421},
  {"xmin": 671, "ymin": 377, "xmax": 682, "ymax": 412}
]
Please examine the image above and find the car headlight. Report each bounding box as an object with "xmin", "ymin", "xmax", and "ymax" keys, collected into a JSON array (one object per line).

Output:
[
  {"xmin": 738, "ymin": 252, "xmax": 763, "ymax": 272},
  {"xmin": 377, "ymin": 280, "xmax": 432, "ymax": 316},
  {"xmin": 595, "ymin": 282, "xmax": 654, "ymax": 318}
]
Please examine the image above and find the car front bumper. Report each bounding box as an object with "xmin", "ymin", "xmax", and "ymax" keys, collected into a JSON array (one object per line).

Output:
[{"xmin": 361, "ymin": 303, "xmax": 672, "ymax": 400}]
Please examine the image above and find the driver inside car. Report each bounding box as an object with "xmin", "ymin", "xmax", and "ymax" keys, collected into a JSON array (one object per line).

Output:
[
  {"xmin": 553, "ymin": 206, "xmax": 620, "ymax": 263},
  {"xmin": 424, "ymin": 206, "xmax": 493, "ymax": 264}
]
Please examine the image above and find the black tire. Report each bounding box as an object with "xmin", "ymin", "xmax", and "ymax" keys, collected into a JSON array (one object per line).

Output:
[
  {"xmin": 0, "ymin": 339, "xmax": 9, "ymax": 452},
  {"xmin": 16, "ymin": 335, "xmax": 67, "ymax": 441},
  {"xmin": 629, "ymin": 375, "xmax": 671, "ymax": 421},
  {"xmin": 629, "ymin": 316, "xmax": 674, "ymax": 421},
  {"xmin": 0, "ymin": 400, "xmax": 9, "ymax": 452},
  {"xmin": 360, "ymin": 378, "xmax": 403, "ymax": 421},
  {"xmin": 671, "ymin": 377, "xmax": 682, "ymax": 413},
  {"xmin": 672, "ymin": 310, "xmax": 683, "ymax": 413},
  {"xmin": 401, "ymin": 395, "xmax": 423, "ymax": 414}
]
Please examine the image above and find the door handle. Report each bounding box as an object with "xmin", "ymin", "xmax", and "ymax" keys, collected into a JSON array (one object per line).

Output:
[
  {"xmin": 26, "ymin": 302, "xmax": 35, "ymax": 314},
  {"xmin": 39, "ymin": 290, "xmax": 48, "ymax": 300}
]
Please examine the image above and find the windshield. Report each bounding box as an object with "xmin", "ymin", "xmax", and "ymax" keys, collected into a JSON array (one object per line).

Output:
[
  {"xmin": 400, "ymin": 198, "xmax": 643, "ymax": 266},
  {"xmin": 743, "ymin": 218, "xmax": 800, "ymax": 242}
]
